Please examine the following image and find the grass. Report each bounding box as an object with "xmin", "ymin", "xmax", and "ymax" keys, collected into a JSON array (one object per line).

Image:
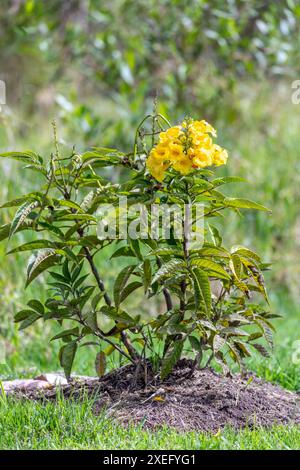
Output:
[
  {"xmin": 0, "ymin": 396, "xmax": 299, "ymax": 450},
  {"xmin": 0, "ymin": 81, "xmax": 299, "ymax": 449}
]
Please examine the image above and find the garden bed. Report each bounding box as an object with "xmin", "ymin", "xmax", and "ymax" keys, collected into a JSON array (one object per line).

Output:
[{"xmin": 3, "ymin": 360, "xmax": 300, "ymax": 432}]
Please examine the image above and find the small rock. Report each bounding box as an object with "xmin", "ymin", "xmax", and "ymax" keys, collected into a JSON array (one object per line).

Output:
[
  {"xmin": 34, "ymin": 373, "xmax": 68, "ymax": 386},
  {"xmin": 2, "ymin": 379, "xmax": 53, "ymax": 393}
]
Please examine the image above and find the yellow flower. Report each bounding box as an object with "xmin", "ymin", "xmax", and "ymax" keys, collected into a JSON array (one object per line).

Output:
[
  {"xmin": 191, "ymin": 133, "xmax": 212, "ymax": 148},
  {"xmin": 191, "ymin": 120, "xmax": 217, "ymax": 137},
  {"xmin": 153, "ymin": 143, "xmax": 169, "ymax": 161},
  {"xmin": 146, "ymin": 118, "xmax": 228, "ymax": 181},
  {"xmin": 192, "ymin": 148, "xmax": 213, "ymax": 168},
  {"xmin": 159, "ymin": 126, "xmax": 182, "ymax": 143},
  {"xmin": 146, "ymin": 153, "xmax": 169, "ymax": 182},
  {"xmin": 168, "ymin": 142, "xmax": 184, "ymax": 163},
  {"xmin": 172, "ymin": 155, "xmax": 193, "ymax": 175},
  {"xmin": 213, "ymin": 144, "xmax": 228, "ymax": 166}
]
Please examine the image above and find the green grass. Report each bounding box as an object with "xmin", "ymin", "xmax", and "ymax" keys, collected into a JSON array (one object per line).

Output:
[{"xmin": 0, "ymin": 397, "xmax": 299, "ymax": 450}]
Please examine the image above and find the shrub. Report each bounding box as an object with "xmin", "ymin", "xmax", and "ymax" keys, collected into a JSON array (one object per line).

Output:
[{"xmin": 0, "ymin": 114, "xmax": 275, "ymax": 380}]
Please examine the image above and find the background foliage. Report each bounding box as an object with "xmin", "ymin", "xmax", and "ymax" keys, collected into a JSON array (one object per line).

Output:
[{"xmin": 0, "ymin": 0, "xmax": 299, "ymax": 391}]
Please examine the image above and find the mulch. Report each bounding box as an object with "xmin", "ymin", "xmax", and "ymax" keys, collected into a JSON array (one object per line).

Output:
[{"xmin": 7, "ymin": 359, "xmax": 300, "ymax": 432}]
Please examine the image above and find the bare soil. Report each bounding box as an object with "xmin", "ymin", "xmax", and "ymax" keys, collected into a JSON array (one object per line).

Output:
[{"xmin": 12, "ymin": 359, "xmax": 300, "ymax": 432}]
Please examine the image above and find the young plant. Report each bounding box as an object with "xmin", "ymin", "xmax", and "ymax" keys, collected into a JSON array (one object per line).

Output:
[{"xmin": 0, "ymin": 115, "xmax": 274, "ymax": 380}]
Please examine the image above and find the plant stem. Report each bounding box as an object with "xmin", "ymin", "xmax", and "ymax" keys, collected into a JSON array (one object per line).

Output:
[{"xmin": 83, "ymin": 246, "xmax": 139, "ymax": 362}]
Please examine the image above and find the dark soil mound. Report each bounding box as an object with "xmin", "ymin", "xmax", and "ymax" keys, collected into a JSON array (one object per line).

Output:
[
  {"xmin": 91, "ymin": 359, "xmax": 300, "ymax": 432},
  {"xmin": 14, "ymin": 360, "xmax": 300, "ymax": 432}
]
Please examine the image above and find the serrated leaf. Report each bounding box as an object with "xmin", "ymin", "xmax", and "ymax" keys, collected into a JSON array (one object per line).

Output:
[
  {"xmin": 248, "ymin": 332, "xmax": 263, "ymax": 341},
  {"xmin": 161, "ymin": 340, "xmax": 184, "ymax": 380},
  {"xmin": 0, "ymin": 151, "xmax": 40, "ymax": 163},
  {"xmin": 231, "ymin": 246, "xmax": 261, "ymax": 263},
  {"xmin": 0, "ymin": 192, "xmax": 42, "ymax": 209},
  {"xmin": 26, "ymin": 249, "xmax": 59, "ymax": 287},
  {"xmin": 152, "ymin": 259, "xmax": 185, "ymax": 285},
  {"xmin": 7, "ymin": 240, "xmax": 59, "ymax": 254},
  {"xmin": 0, "ymin": 220, "xmax": 34, "ymax": 242},
  {"xmin": 252, "ymin": 343, "xmax": 270, "ymax": 357},
  {"xmin": 213, "ymin": 334, "xmax": 226, "ymax": 353},
  {"xmin": 191, "ymin": 268, "xmax": 211, "ymax": 316},
  {"xmin": 9, "ymin": 200, "xmax": 39, "ymax": 238},
  {"xmin": 224, "ymin": 197, "xmax": 271, "ymax": 212},
  {"xmin": 95, "ymin": 351, "xmax": 106, "ymax": 377},
  {"xmin": 229, "ymin": 253, "xmax": 243, "ymax": 279},
  {"xmin": 114, "ymin": 264, "xmax": 136, "ymax": 307},
  {"xmin": 192, "ymin": 245, "xmax": 229, "ymax": 258},
  {"xmin": 208, "ymin": 225, "xmax": 222, "ymax": 246},
  {"xmin": 191, "ymin": 258, "xmax": 230, "ymax": 279},
  {"xmin": 149, "ymin": 247, "xmax": 183, "ymax": 257},
  {"xmin": 220, "ymin": 327, "xmax": 249, "ymax": 337}
]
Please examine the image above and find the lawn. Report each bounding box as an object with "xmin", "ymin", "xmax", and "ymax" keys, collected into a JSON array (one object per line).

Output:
[{"xmin": 0, "ymin": 397, "xmax": 299, "ymax": 450}]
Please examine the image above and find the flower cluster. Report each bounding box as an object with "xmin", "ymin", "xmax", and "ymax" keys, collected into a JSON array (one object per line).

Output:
[{"xmin": 146, "ymin": 119, "xmax": 228, "ymax": 181}]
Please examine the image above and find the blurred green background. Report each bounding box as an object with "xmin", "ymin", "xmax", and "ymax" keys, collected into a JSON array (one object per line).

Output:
[{"xmin": 0, "ymin": 0, "xmax": 299, "ymax": 388}]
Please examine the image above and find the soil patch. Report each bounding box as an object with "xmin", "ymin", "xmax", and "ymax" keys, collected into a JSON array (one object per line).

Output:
[{"xmin": 6, "ymin": 360, "xmax": 300, "ymax": 432}]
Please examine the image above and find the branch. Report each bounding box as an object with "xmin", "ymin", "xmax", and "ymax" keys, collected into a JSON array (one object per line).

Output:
[{"xmin": 83, "ymin": 246, "xmax": 140, "ymax": 362}]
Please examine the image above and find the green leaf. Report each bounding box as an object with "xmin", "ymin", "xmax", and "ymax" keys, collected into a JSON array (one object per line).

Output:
[
  {"xmin": 84, "ymin": 310, "xmax": 98, "ymax": 332},
  {"xmin": 9, "ymin": 200, "xmax": 39, "ymax": 238},
  {"xmin": 152, "ymin": 259, "xmax": 185, "ymax": 285},
  {"xmin": 26, "ymin": 249, "xmax": 59, "ymax": 287},
  {"xmin": 143, "ymin": 259, "xmax": 152, "ymax": 293},
  {"xmin": 113, "ymin": 264, "xmax": 136, "ymax": 307},
  {"xmin": 231, "ymin": 246, "xmax": 261, "ymax": 263},
  {"xmin": 120, "ymin": 281, "xmax": 143, "ymax": 303},
  {"xmin": 208, "ymin": 225, "xmax": 222, "ymax": 246},
  {"xmin": 19, "ymin": 312, "xmax": 41, "ymax": 330},
  {"xmin": 51, "ymin": 327, "xmax": 79, "ymax": 341},
  {"xmin": 100, "ymin": 305, "xmax": 135, "ymax": 325},
  {"xmin": 220, "ymin": 327, "xmax": 249, "ymax": 337},
  {"xmin": 189, "ymin": 335, "xmax": 202, "ymax": 352},
  {"xmin": 212, "ymin": 176, "xmax": 246, "ymax": 187},
  {"xmin": 0, "ymin": 151, "xmax": 40, "ymax": 163},
  {"xmin": 149, "ymin": 247, "xmax": 183, "ymax": 257},
  {"xmin": 192, "ymin": 245, "xmax": 229, "ymax": 258},
  {"xmin": 161, "ymin": 340, "xmax": 184, "ymax": 380},
  {"xmin": 224, "ymin": 197, "xmax": 271, "ymax": 212},
  {"xmin": 0, "ymin": 220, "xmax": 34, "ymax": 242},
  {"xmin": 14, "ymin": 309, "xmax": 36, "ymax": 322},
  {"xmin": 91, "ymin": 292, "xmax": 105, "ymax": 310},
  {"xmin": 7, "ymin": 240, "xmax": 61, "ymax": 254},
  {"xmin": 191, "ymin": 268, "xmax": 211, "ymax": 316},
  {"xmin": 27, "ymin": 299, "xmax": 44, "ymax": 315},
  {"xmin": 191, "ymin": 258, "xmax": 230, "ymax": 279},
  {"xmin": 55, "ymin": 200, "xmax": 83, "ymax": 211},
  {"xmin": 110, "ymin": 246, "xmax": 135, "ymax": 259},
  {"xmin": 0, "ymin": 192, "xmax": 42, "ymax": 209},
  {"xmin": 229, "ymin": 253, "xmax": 243, "ymax": 279},
  {"xmin": 59, "ymin": 341, "xmax": 77, "ymax": 379}
]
